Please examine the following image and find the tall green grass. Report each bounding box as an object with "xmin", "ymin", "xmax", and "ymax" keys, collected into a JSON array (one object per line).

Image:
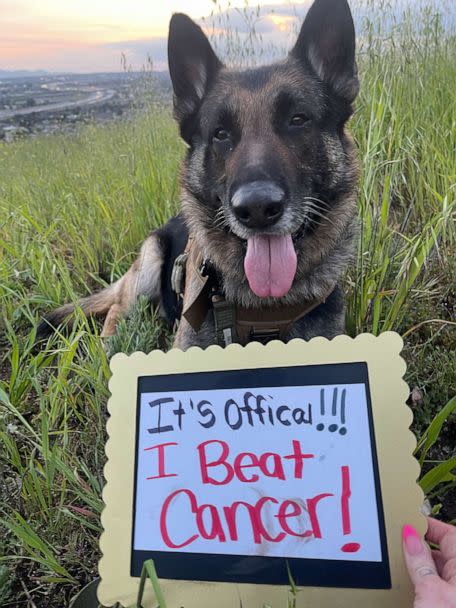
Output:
[
  {"xmin": 0, "ymin": 1, "xmax": 455, "ymax": 606},
  {"xmin": 348, "ymin": 3, "xmax": 456, "ymax": 335},
  {"xmin": 0, "ymin": 110, "xmax": 184, "ymax": 605}
]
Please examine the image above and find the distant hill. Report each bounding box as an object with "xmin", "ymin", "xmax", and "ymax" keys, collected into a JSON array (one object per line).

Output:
[
  {"xmin": 0, "ymin": 70, "xmax": 50, "ymax": 79},
  {"xmin": 0, "ymin": 69, "xmax": 171, "ymax": 82}
]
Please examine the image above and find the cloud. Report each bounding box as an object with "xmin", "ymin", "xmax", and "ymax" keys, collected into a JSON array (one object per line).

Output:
[
  {"xmin": 201, "ymin": 2, "xmax": 310, "ymax": 35},
  {"xmin": 90, "ymin": 4, "xmax": 310, "ymax": 72},
  {"xmin": 104, "ymin": 3, "xmax": 311, "ymax": 71}
]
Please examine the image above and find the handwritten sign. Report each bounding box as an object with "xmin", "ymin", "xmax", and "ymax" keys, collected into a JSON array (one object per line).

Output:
[{"xmin": 99, "ymin": 334, "xmax": 426, "ymax": 608}]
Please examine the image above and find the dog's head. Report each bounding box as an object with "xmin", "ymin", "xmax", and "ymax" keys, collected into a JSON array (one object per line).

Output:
[{"xmin": 168, "ymin": 0, "xmax": 359, "ymax": 299}]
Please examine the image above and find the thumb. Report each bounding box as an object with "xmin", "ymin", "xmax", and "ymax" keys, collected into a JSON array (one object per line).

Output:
[{"xmin": 403, "ymin": 524, "xmax": 439, "ymax": 586}]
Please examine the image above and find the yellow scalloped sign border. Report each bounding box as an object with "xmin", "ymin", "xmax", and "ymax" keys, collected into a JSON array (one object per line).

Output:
[{"xmin": 98, "ymin": 332, "xmax": 425, "ymax": 608}]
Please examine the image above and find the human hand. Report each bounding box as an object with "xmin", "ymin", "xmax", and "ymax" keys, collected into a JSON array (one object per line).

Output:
[{"xmin": 403, "ymin": 517, "xmax": 456, "ymax": 608}]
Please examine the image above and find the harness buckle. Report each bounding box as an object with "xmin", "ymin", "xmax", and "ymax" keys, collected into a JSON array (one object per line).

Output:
[
  {"xmin": 249, "ymin": 328, "xmax": 282, "ymax": 344},
  {"xmin": 171, "ymin": 252, "xmax": 188, "ymax": 297}
]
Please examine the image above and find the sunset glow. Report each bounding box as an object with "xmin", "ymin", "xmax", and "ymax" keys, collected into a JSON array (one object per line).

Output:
[
  {"xmin": 0, "ymin": 0, "xmax": 310, "ymax": 73},
  {"xmin": 267, "ymin": 14, "xmax": 296, "ymax": 32}
]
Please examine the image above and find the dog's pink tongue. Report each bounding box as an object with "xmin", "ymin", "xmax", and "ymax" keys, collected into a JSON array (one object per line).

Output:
[{"xmin": 244, "ymin": 234, "xmax": 297, "ymax": 298}]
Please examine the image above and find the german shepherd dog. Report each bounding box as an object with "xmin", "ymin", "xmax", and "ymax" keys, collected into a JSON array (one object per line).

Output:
[{"xmin": 39, "ymin": 0, "xmax": 359, "ymax": 351}]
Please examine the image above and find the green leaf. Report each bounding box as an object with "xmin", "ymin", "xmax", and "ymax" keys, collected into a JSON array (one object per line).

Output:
[
  {"xmin": 415, "ymin": 395, "xmax": 456, "ymax": 466},
  {"xmin": 136, "ymin": 559, "xmax": 166, "ymax": 608},
  {"xmin": 420, "ymin": 457, "xmax": 456, "ymax": 495}
]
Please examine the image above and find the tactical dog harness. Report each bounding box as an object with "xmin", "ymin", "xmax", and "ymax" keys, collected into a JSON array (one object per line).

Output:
[{"xmin": 171, "ymin": 235, "xmax": 333, "ymax": 347}]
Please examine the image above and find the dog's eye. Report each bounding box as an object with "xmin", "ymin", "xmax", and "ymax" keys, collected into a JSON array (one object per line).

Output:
[
  {"xmin": 213, "ymin": 128, "xmax": 230, "ymax": 142},
  {"xmin": 289, "ymin": 114, "xmax": 309, "ymax": 127}
]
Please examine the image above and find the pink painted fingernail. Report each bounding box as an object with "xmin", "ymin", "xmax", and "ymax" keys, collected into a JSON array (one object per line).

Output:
[{"xmin": 403, "ymin": 524, "xmax": 423, "ymax": 556}]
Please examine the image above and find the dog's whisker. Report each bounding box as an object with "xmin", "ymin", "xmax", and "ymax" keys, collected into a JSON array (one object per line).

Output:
[
  {"xmin": 296, "ymin": 198, "xmax": 335, "ymax": 228},
  {"xmin": 216, "ymin": 215, "xmax": 229, "ymax": 229},
  {"xmin": 311, "ymin": 215, "xmax": 335, "ymax": 227},
  {"xmin": 303, "ymin": 200, "xmax": 330, "ymax": 213},
  {"xmin": 303, "ymin": 207, "xmax": 326, "ymax": 218},
  {"xmin": 307, "ymin": 218, "xmax": 325, "ymax": 227},
  {"xmin": 213, "ymin": 208, "xmax": 230, "ymax": 231},
  {"xmin": 303, "ymin": 196, "xmax": 330, "ymax": 208},
  {"xmin": 294, "ymin": 207, "xmax": 335, "ymax": 229},
  {"xmin": 304, "ymin": 196, "xmax": 329, "ymax": 207}
]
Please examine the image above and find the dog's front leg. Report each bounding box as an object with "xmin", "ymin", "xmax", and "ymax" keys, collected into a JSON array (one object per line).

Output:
[{"xmin": 101, "ymin": 303, "xmax": 128, "ymax": 337}]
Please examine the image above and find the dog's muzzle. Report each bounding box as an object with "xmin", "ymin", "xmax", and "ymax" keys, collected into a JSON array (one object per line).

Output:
[{"xmin": 230, "ymin": 181, "xmax": 285, "ymax": 230}]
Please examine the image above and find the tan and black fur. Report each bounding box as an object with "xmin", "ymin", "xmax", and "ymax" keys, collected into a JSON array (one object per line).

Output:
[{"xmin": 39, "ymin": 0, "xmax": 360, "ymax": 351}]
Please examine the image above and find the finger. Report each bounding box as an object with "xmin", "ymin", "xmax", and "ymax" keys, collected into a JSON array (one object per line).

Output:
[
  {"xmin": 431, "ymin": 549, "xmax": 446, "ymax": 577},
  {"xmin": 426, "ymin": 517, "xmax": 456, "ymax": 561},
  {"xmin": 426, "ymin": 517, "xmax": 454, "ymax": 545},
  {"xmin": 442, "ymin": 556, "xmax": 456, "ymax": 586},
  {"xmin": 403, "ymin": 524, "xmax": 440, "ymax": 586}
]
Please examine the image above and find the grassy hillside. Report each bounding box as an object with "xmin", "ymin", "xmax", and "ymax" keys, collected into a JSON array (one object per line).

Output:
[{"xmin": 0, "ymin": 5, "xmax": 455, "ymax": 607}]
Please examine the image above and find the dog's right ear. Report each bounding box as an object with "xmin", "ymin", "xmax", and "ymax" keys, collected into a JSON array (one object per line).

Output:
[{"xmin": 168, "ymin": 14, "xmax": 222, "ymax": 141}]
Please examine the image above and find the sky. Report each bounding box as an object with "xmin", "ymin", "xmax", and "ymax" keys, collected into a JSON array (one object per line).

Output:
[
  {"xmin": 0, "ymin": 0, "xmax": 452, "ymax": 74},
  {"xmin": 0, "ymin": 0, "xmax": 313, "ymax": 73}
]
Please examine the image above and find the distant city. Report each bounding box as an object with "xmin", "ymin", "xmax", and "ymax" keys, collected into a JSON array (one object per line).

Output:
[{"xmin": 0, "ymin": 71, "xmax": 171, "ymax": 141}]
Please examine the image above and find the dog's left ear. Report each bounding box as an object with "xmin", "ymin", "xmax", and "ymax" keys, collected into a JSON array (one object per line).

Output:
[
  {"xmin": 168, "ymin": 14, "xmax": 223, "ymax": 140},
  {"xmin": 290, "ymin": 0, "xmax": 359, "ymax": 102}
]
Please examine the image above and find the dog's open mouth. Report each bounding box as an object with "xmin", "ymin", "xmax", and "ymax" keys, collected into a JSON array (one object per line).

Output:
[
  {"xmin": 221, "ymin": 202, "xmax": 306, "ymax": 298},
  {"xmin": 244, "ymin": 234, "xmax": 297, "ymax": 298}
]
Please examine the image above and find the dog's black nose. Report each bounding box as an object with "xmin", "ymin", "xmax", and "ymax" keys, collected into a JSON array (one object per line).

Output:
[{"xmin": 231, "ymin": 181, "xmax": 285, "ymax": 229}]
